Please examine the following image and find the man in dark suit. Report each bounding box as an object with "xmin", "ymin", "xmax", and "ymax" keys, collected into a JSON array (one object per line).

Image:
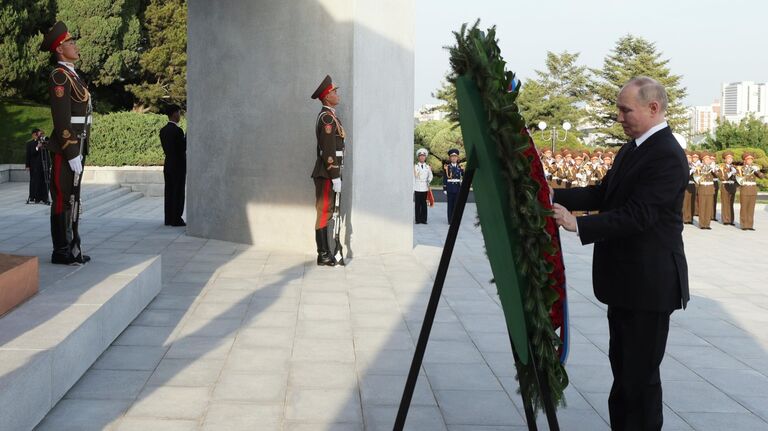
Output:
[
  {"xmin": 25, "ymin": 128, "xmax": 50, "ymax": 204},
  {"xmin": 552, "ymin": 77, "xmax": 689, "ymax": 431},
  {"xmin": 160, "ymin": 104, "xmax": 187, "ymax": 226}
]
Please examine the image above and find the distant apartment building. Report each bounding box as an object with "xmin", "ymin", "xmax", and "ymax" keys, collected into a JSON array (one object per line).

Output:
[
  {"xmin": 414, "ymin": 104, "xmax": 449, "ymax": 123},
  {"xmin": 687, "ymin": 101, "xmax": 720, "ymax": 135},
  {"xmin": 720, "ymin": 81, "xmax": 768, "ymax": 123}
]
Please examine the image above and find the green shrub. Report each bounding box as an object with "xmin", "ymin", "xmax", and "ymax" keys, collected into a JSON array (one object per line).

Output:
[
  {"xmin": 0, "ymin": 99, "xmax": 54, "ymax": 163},
  {"xmin": 88, "ymin": 111, "xmax": 185, "ymax": 166}
]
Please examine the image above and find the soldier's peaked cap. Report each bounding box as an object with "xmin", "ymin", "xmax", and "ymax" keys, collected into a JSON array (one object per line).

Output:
[
  {"xmin": 40, "ymin": 21, "xmax": 72, "ymax": 52},
  {"xmin": 311, "ymin": 75, "xmax": 339, "ymax": 100},
  {"xmin": 448, "ymin": 148, "xmax": 459, "ymax": 156}
]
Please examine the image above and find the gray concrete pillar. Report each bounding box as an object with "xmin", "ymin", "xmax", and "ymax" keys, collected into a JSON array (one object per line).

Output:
[{"xmin": 187, "ymin": 0, "xmax": 414, "ymax": 256}]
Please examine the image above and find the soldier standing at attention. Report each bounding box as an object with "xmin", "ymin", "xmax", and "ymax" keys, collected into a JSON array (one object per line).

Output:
[
  {"xmin": 310, "ymin": 75, "xmax": 345, "ymax": 266},
  {"xmin": 443, "ymin": 148, "xmax": 464, "ymax": 223},
  {"xmin": 682, "ymin": 151, "xmax": 696, "ymax": 224},
  {"xmin": 716, "ymin": 151, "xmax": 738, "ymax": 226},
  {"xmin": 696, "ymin": 152, "xmax": 715, "ymax": 230},
  {"xmin": 413, "ymin": 148, "xmax": 432, "ymax": 224},
  {"xmin": 40, "ymin": 22, "xmax": 90, "ymax": 265},
  {"xmin": 737, "ymin": 152, "xmax": 765, "ymax": 230}
]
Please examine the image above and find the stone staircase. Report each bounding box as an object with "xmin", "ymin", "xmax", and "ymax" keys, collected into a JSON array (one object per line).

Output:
[{"xmin": 80, "ymin": 184, "xmax": 144, "ymax": 217}]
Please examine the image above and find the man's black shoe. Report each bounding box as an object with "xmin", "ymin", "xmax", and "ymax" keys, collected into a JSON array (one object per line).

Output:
[
  {"xmin": 171, "ymin": 219, "xmax": 186, "ymax": 227},
  {"xmin": 75, "ymin": 254, "xmax": 91, "ymax": 264}
]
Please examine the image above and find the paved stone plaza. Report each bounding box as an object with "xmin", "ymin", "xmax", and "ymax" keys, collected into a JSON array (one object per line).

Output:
[{"xmin": 1, "ymin": 182, "xmax": 767, "ymax": 430}]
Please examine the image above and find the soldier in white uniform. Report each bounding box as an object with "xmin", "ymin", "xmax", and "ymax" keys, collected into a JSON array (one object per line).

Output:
[{"xmin": 413, "ymin": 148, "xmax": 433, "ymax": 224}]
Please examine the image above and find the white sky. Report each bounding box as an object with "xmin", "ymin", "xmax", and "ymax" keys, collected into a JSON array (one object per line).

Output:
[{"xmin": 415, "ymin": 0, "xmax": 768, "ymax": 109}]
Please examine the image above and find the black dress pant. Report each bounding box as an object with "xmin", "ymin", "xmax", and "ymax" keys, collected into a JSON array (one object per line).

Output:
[
  {"xmin": 414, "ymin": 191, "xmax": 427, "ymax": 223},
  {"xmin": 447, "ymin": 192, "xmax": 457, "ymax": 223},
  {"xmin": 607, "ymin": 306, "xmax": 671, "ymax": 431},
  {"xmin": 164, "ymin": 162, "xmax": 186, "ymax": 225}
]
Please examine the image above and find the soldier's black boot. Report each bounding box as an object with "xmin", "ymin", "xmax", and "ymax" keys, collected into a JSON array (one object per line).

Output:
[
  {"xmin": 315, "ymin": 228, "xmax": 336, "ymax": 267},
  {"xmin": 51, "ymin": 213, "xmax": 76, "ymax": 265}
]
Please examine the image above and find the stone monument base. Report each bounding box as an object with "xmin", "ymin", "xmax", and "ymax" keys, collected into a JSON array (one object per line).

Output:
[{"xmin": 0, "ymin": 254, "xmax": 39, "ymax": 316}]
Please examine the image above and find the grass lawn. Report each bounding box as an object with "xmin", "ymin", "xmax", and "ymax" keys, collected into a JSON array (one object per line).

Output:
[{"xmin": 1, "ymin": 99, "xmax": 53, "ymax": 164}]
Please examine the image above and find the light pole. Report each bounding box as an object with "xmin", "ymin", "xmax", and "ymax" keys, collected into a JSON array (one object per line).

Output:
[{"xmin": 538, "ymin": 121, "xmax": 572, "ymax": 153}]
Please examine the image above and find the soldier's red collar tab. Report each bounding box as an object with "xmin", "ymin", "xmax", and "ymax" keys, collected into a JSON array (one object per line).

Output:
[{"xmin": 50, "ymin": 32, "xmax": 72, "ymax": 52}]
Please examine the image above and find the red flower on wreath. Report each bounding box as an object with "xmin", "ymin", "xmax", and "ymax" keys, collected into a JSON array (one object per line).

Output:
[{"xmin": 521, "ymin": 129, "xmax": 567, "ymax": 354}]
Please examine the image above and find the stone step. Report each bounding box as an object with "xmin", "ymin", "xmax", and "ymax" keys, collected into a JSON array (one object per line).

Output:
[
  {"xmin": 81, "ymin": 186, "xmax": 130, "ymax": 211},
  {"xmin": 0, "ymin": 255, "xmax": 161, "ymax": 431},
  {"xmin": 83, "ymin": 190, "xmax": 144, "ymax": 218}
]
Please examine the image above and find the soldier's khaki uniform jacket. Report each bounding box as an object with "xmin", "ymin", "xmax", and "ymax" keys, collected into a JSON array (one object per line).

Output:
[
  {"xmin": 49, "ymin": 63, "xmax": 91, "ymax": 160},
  {"xmin": 311, "ymin": 107, "xmax": 345, "ymax": 179}
]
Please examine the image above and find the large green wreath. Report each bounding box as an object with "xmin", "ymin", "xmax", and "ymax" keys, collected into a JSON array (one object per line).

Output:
[{"xmin": 446, "ymin": 21, "xmax": 569, "ymax": 409}]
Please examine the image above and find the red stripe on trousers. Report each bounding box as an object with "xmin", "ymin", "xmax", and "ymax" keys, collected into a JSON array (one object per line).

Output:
[
  {"xmin": 319, "ymin": 179, "xmax": 331, "ymax": 228},
  {"xmin": 53, "ymin": 153, "xmax": 64, "ymax": 214}
]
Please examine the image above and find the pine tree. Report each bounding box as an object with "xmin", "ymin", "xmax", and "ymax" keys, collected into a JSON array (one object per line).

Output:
[
  {"xmin": 589, "ymin": 35, "xmax": 687, "ymax": 142},
  {"xmin": 56, "ymin": 0, "xmax": 143, "ymax": 110},
  {"xmin": 126, "ymin": 0, "xmax": 186, "ymax": 111},
  {"xmin": 0, "ymin": 0, "xmax": 55, "ymax": 100}
]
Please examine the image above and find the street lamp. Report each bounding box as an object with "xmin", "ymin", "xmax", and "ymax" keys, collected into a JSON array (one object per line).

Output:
[{"xmin": 538, "ymin": 121, "xmax": 571, "ymax": 153}]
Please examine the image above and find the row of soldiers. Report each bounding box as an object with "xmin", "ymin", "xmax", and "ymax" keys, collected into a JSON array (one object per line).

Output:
[
  {"xmin": 539, "ymin": 147, "xmax": 765, "ymax": 230},
  {"xmin": 540, "ymin": 148, "xmax": 615, "ymax": 188},
  {"xmin": 684, "ymin": 150, "xmax": 764, "ymax": 230}
]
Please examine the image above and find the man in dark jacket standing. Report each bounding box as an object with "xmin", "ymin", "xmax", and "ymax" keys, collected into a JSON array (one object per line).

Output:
[
  {"xmin": 25, "ymin": 128, "xmax": 50, "ymax": 204},
  {"xmin": 552, "ymin": 77, "xmax": 689, "ymax": 431},
  {"xmin": 160, "ymin": 104, "xmax": 186, "ymax": 226}
]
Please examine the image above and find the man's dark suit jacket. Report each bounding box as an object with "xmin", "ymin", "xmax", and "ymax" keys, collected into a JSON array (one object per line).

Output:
[
  {"xmin": 554, "ymin": 126, "xmax": 689, "ymax": 312},
  {"xmin": 160, "ymin": 122, "xmax": 186, "ymax": 173}
]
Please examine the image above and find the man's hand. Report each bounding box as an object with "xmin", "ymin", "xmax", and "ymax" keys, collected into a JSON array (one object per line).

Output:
[
  {"xmin": 552, "ymin": 203, "xmax": 578, "ymax": 232},
  {"xmin": 68, "ymin": 155, "xmax": 83, "ymax": 174},
  {"xmin": 331, "ymin": 178, "xmax": 341, "ymax": 193}
]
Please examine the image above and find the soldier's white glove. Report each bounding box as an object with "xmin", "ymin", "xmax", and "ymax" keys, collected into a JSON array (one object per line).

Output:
[
  {"xmin": 68, "ymin": 155, "xmax": 83, "ymax": 174},
  {"xmin": 332, "ymin": 178, "xmax": 341, "ymax": 193}
]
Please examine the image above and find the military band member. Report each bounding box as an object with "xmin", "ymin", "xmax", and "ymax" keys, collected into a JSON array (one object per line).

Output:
[
  {"xmin": 588, "ymin": 153, "xmax": 602, "ymax": 186},
  {"xmin": 540, "ymin": 148, "xmax": 554, "ymax": 182},
  {"xmin": 737, "ymin": 152, "xmax": 765, "ymax": 230},
  {"xmin": 40, "ymin": 22, "xmax": 90, "ymax": 265},
  {"xmin": 695, "ymin": 152, "xmax": 715, "ymax": 229},
  {"xmin": 691, "ymin": 152, "xmax": 701, "ymax": 216},
  {"xmin": 310, "ymin": 75, "xmax": 345, "ymax": 266},
  {"xmin": 443, "ymin": 148, "xmax": 464, "ymax": 223},
  {"xmin": 414, "ymin": 148, "xmax": 432, "ymax": 224},
  {"xmin": 682, "ymin": 151, "xmax": 696, "ymax": 224},
  {"xmin": 716, "ymin": 151, "xmax": 738, "ymax": 225},
  {"xmin": 550, "ymin": 152, "xmax": 565, "ymax": 189}
]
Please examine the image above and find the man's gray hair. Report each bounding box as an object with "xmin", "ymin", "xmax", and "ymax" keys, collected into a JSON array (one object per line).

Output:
[{"xmin": 624, "ymin": 76, "xmax": 668, "ymax": 112}]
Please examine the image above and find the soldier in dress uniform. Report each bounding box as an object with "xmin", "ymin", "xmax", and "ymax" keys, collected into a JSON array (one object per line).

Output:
[
  {"xmin": 691, "ymin": 152, "xmax": 701, "ymax": 216},
  {"xmin": 310, "ymin": 75, "xmax": 345, "ymax": 266},
  {"xmin": 737, "ymin": 152, "xmax": 765, "ymax": 230},
  {"xmin": 716, "ymin": 151, "xmax": 738, "ymax": 226},
  {"xmin": 40, "ymin": 22, "xmax": 91, "ymax": 265},
  {"xmin": 682, "ymin": 151, "xmax": 696, "ymax": 224},
  {"xmin": 443, "ymin": 148, "xmax": 464, "ymax": 223},
  {"xmin": 414, "ymin": 148, "xmax": 433, "ymax": 224},
  {"xmin": 550, "ymin": 152, "xmax": 565, "ymax": 189},
  {"xmin": 695, "ymin": 152, "xmax": 716, "ymax": 229}
]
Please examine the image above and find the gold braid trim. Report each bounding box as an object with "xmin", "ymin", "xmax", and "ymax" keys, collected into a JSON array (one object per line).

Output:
[{"xmin": 52, "ymin": 68, "xmax": 90, "ymax": 103}]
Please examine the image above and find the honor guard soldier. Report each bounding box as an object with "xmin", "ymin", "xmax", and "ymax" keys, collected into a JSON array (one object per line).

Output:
[
  {"xmin": 40, "ymin": 22, "xmax": 91, "ymax": 265},
  {"xmin": 682, "ymin": 151, "xmax": 696, "ymax": 224},
  {"xmin": 443, "ymin": 148, "xmax": 464, "ymax": 223},
  {"xmin": 691, "ymin": 152, "xmax": 701, "ymax": 216},
  {"xmin": 695, "ymin": 152, "xmax": 716, "ymax": 229},
  {"xmin": 310, "ymin": 75, "xmax": 345, "ymax": 266},
  {"xmin": 737, "ymin": 152, "xmax": 765, "ymax": 230},
  {"xmin": 716, "ymin": 151, "xmax": 738, "ymax": 225},
  {"xmin": 413, "ymin": 148, "xmax": 433, "ymax": 224}
]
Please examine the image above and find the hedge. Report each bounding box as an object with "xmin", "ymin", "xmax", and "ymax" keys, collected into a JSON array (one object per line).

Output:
[{"xmin": 88, "ymin": 112, "xmax": 185, "ymax": 166}]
